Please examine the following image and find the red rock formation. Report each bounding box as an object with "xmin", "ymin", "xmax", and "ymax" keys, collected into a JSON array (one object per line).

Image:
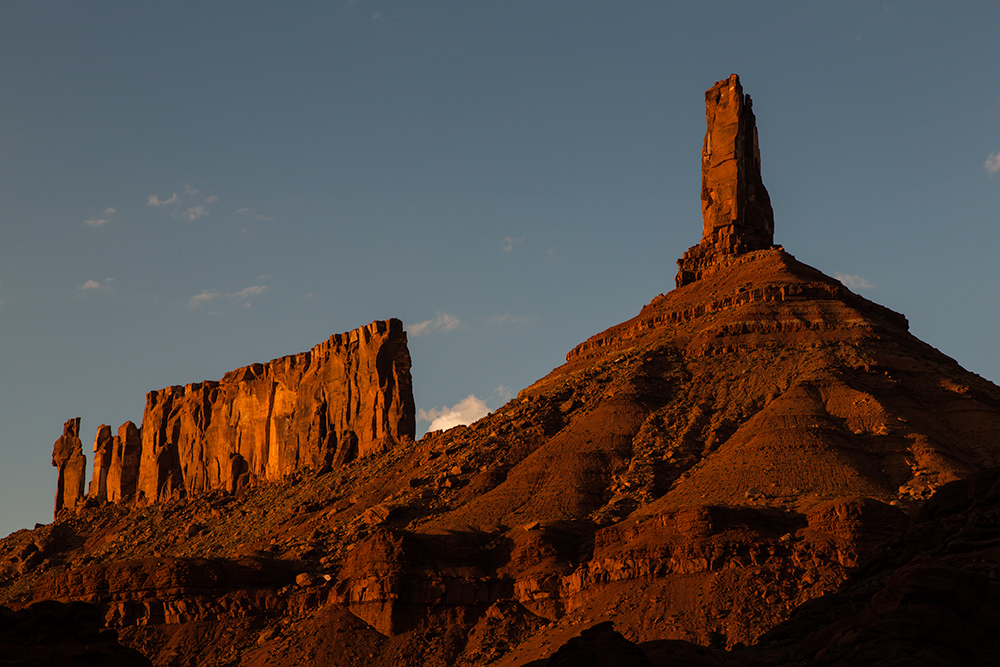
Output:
[
  {"xmin": 136, "ymin": 319, "xmax": 414, "ymax": 503},
  {"xmin": 17, "ymin": 76, "xmax": 1000, "ymax": 667},
  {"xmin": 677, "ymin": 74, "xmax": 774, "ymax": 287},
  {"xmin": 88, "ymin": 424, "xmax": 114, "ymax": 503},
  {"xmin": 107, "ymin": 422, "xmax": 141, "ymax": 504},
  {"xmin": 52, "ymin": 418, "xmax": 87, "ymax": 515}
]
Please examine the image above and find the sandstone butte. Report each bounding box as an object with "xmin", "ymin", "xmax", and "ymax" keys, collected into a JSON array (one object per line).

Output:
[
  {"xmin": 3, "ymin": 74, "xmax": 1000, "ymax": 666},
  {"xmin": 55, "ymin": 317, "xmax": 415, "ymax": 513}
]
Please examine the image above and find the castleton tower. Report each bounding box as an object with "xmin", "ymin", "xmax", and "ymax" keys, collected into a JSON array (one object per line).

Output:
[{"xmin": 676, "ymin": 74, "xmax": 775, "ymax": 287}]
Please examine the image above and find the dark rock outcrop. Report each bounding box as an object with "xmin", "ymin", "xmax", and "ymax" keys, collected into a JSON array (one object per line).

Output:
[
  {"xmin": 52, "ymin": 418, "xmax": 87, "ymax": 515},
  {"xmin": 0, "ymin": 601, "xmax": 153, "ymax": 667}
]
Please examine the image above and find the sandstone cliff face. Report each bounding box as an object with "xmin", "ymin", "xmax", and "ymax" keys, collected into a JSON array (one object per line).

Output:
[
  {"xmin": 52, "ymin": 418, "xmax": 86, "ymax": 515},
  {"xmin": 677, "ymin": 74, "xmax": 775, "ymax": 288},
  {"xmin": 136, "ymin": 319, "xmax": 414, "ymax": 503}
]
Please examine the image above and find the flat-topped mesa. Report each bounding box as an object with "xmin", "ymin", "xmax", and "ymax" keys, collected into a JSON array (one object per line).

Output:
[
  {"xmin": 676, "ymin": 74, "xmax": 775, "ymax": 287},
  {"xmin": 137, "ymin": 318, "xmax": 415, "ymax": 503}
]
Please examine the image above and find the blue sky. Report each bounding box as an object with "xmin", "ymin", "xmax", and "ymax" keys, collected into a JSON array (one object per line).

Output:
[{"xmin": 1, "ymin": 1, "xmax": 998, "ymax": 537}]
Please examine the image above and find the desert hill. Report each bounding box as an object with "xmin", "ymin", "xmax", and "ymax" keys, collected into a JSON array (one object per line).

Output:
[{"xmin": 2, "ymin": 74, "xmax": 1000, "ymax": 666}]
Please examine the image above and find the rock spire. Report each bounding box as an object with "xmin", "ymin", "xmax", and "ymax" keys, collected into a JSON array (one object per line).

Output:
[
  {"xmin": 676, "ymin": 74, "xmax": 774, "ymax": 287},
  {"xmin": 52, "ymin": 418, "xmax": 87, "ymax": 514}
]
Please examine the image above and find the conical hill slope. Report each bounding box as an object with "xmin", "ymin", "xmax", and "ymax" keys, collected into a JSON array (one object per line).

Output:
[{"xmin": 425, "ymin": 244, "xmax": 1000, "ymax": 534}]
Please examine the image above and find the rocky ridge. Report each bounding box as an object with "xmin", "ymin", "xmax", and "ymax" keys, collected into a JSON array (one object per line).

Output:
[{"xmin": 6, "ymin": 74, "xmax": 1000, "ymax": 666}]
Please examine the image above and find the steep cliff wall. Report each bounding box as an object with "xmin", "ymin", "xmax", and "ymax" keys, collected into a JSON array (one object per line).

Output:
[{"xmin": 136, "ymin": 318, "xmax": 414, "ymax": 503}]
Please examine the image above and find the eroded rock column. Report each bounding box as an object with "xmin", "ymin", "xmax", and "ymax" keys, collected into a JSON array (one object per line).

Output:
[
  {"xmin": 52, "ymin": 418, "xmax": 87, "ymax": 515},
  {"xmin": 87, "ymin": 424, "xmax": 113, "ymax": 502}
]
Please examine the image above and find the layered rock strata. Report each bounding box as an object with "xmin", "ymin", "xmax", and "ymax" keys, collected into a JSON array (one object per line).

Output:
[
  {"xmin": 52, "ymin": 418, "xmax": 87, "ymax": 515},
  {"xmin": 676, "ymin": 74, "xmax": 775, "ymax": 288}
]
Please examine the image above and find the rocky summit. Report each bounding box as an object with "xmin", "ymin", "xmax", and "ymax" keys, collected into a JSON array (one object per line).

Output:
[{"xmin": 4, "ymin": 74, "xmax": 1000, "ymax": 666}]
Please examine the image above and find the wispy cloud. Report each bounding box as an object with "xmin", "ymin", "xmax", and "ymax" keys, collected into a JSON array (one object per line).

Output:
[
  {"xmin": 182, "ymin": 206, "xmax": 208, "ymax": 222},
  {"xmin": 985, "ymin": 152, "xmax": 1000, "ymax": 175},
  {"xmin": 835, "ymin": 272, "xmax": 876, "ymax": 290},
  {"xmin": 409, "ymin": 311, "xmax": 466, "ymax": 336},
  {"xmin": 502, "ymin": 236, "xmax": 525, "ymax": 253},
  {"xmin": 147, "ymin": 193, "xmax": 179, "ymax": 207},
  {"xmin": 184, "ymin": 184, "xmax": 199, "ymax": 197},
  {"xmin": 188, "ymin": 284, "xmax": 268, "ymax": 311},
  {"xmin": 486, "ymin": 312, "xmax": 535, "ymax": 327},
  {"xmin": 205, "ymin": 195, "xmax": 218, "ymax": 204},
  {"xmin": 79, "ymin": 277, "xmax": 114, "ymax": 293},
  {"xmin": 83, "ymin": 207, "xmax": 116, "ymax": 228},
  {"xmin": 371, "ymin": 12, "xmax": 382, "ymax": 21},
  {"xmin": 233, "ymin": 208, "xmax": 251, "ymax": 216}
]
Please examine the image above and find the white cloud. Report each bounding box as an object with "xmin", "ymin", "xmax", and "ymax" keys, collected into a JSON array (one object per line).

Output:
[
  {"xmin": 985, "ymin": 152, "xmax": 1000, "ymax": 175},
  {"xmin": 835, "ymin": 273, "xmax": 876, "ymax": 290},
  {"xmin": 418, "ymin": 394, "xmax": 490, "ymax": 431},
  {"xmin": 182, "ymin": 206, "xmax": 208, "ymax": 222},
  {"xmin": 502, "ymin": 236, "xmax": 525, "ymax": 252},
  {"xmin": 233, "ymin": 208, "xmax": 251, "ymax": 216},
  {"xmin": 103, "ymin": 207, "xmax": 116, "ymax": 216},
  {"xmin": 486, "ymin": 312, "xmax": 535, "ymax": 327},
  {"xmin": 147, "ymin": 193, "xmax": 179, "ymax": 207},
  {"xmin": 409, "ymin": 311, "xmax": 465, "ymax": 336},
  {"xmin": 184, "ymin": 184, "xmax": 199, "ymax": 197},
  {"xmin": 79, "ymin": 277, "xmax": 114, "ymax": 293},
  {"xmin": 188, "ymin": 284, "xmax": 268, "ymax": 310},
  {"xmin": 205, "ymin": 195, "xmax": 218, "ymax": 204}
]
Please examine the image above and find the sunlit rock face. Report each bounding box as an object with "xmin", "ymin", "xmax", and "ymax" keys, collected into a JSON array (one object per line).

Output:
[
  {"xmin": 136, "ymin": 318, "xmax": 415, "ymax": 503},
  {"xmin": 52, "ymin": 417, "xmax": 87, "ymax": 515}
]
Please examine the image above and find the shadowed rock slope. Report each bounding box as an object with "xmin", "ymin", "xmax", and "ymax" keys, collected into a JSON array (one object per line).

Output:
[{"xmin": 4, "ymin": 74, "xmax": 1000, "ymax": 666}]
